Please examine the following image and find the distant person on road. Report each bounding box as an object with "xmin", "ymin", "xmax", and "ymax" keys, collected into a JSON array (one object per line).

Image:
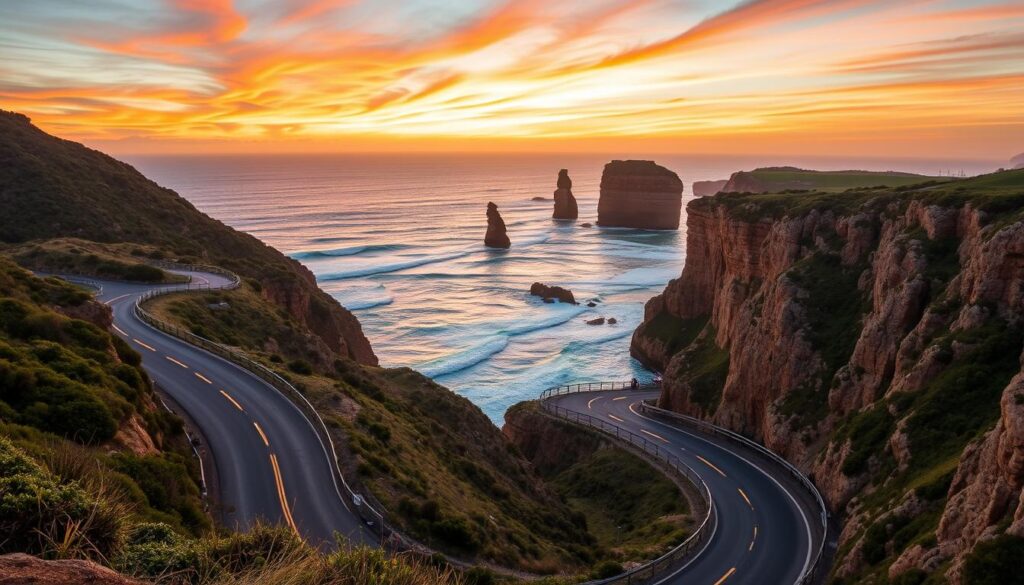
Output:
[{"xmin": 630, "ymin": 377, "xmax": 639, "ymax": 390}]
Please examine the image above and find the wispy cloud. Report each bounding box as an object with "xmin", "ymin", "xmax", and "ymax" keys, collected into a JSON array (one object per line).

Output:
[{"xmin": 0, "ymin": 0, "xmax": 1021, "ymax": 156}]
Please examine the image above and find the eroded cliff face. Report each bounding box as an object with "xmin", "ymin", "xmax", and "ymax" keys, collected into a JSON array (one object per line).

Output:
[
  {"xmin": 631, "ymin": 179, "xmax": 1024, "ymax": 583},
  {"xmin": 261, "ymin": 261, "xmax": 378, "ymax": 366},
  {"xmin": 597, "ymin": 160, "xmax": 683, "ymax": 230}
]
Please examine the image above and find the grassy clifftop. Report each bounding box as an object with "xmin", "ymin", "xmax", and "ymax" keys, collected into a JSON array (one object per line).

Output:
[{"xmin": 722, "ymin": 166, "xmax": 949, "ymax": 194}]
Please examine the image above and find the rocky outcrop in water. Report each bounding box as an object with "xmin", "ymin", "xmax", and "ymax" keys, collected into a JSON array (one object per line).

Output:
[
  {"xmin": 692, "ymin": 180, "xmax": 728, "ymax": 197},
  {"xmin": 597, "ymin": 160, "xmax": 682, "ymax": 229},
  {"xmin": 530, "ymin": 282, "xmax": 576, "ymax": 304},
  {"xmin": 484, "ymin": 202, "xmax": 510, "ymax": 249},
  {"xmin": 552, "ymin": 169, "xmax": 578, "ymax": 220},
  {"xmin": 629, "ymin": 171, "xmax": 1024, "ymax": 583}
]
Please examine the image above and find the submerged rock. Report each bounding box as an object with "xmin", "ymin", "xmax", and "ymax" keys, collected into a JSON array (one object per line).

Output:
[
  {"xmin": 531, "ymin": 196, "xmax": 548, "ymax": 201},
  {"xmin": 552, "ymin": 169, "xmax": 578, "ymax": 220},
  {"xmin": 597, "ymin": 160, "xmax": 683, "ymax": 229},
  {"xmin": 586, "ymin": 317, "xmax": 606, "ymax": 325},
  {"xmin": 484, "ymin": 202, "xmax": 511, "ymax": 248},
  {"xmin": 530, "ymin": 282, "xmax": 576, "ymax": 304},
  {"xmin": 581, "ymin": 222, "xmax": 593, "ymax": 228},
  {"xmin": 608, "ymin": 317, "xmax": 617, "ymax": 324}
]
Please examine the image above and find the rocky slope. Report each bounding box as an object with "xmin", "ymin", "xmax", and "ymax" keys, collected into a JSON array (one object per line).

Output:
[
  {"xmin": 0, "ymin": 554, "xmax": 143, "ymax": 585},
  {"xmin": 597, "ymin": 160, "xmax": 683, "ymax": 230},
  {"xmin": 485, "ymin": 201, "xmax": 511, "ymax": 248},
  {"xmin": 0, "ymin": 110, "xmax": 376, "ymax": 366},
  {"xmin": 553, "ymin": 169, "xmax": 578, "ymax": 220},
  {"xmin": 631, "ymin": 169, "xmax": 1024, "ymax": 583}
]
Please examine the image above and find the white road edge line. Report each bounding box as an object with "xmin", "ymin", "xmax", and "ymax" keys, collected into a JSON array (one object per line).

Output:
[
  {"xmin": 131, "ymin": 291, "xmax": 364, "ymax": 522},
  {"xmin": 629, "ymin": 401, "xmax": 815, "ymax": 580}
]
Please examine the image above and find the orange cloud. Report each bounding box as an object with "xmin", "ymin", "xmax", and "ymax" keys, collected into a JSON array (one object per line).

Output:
[{"xmin": 3, "ymin": 0, "xmax": 1021, "ymax": 158}]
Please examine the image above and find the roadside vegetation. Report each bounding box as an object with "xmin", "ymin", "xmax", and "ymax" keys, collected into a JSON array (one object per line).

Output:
[
  {"xmin": 6, "ymin": 238, "xmax": 185, "ymax": 283},
  {"xmin": 504, "ymin": 401, "xmax": 693, "ymax": 567},
  {"xmin": 142, "ymin": 284, "xmax": 601, "ymax": 574}
]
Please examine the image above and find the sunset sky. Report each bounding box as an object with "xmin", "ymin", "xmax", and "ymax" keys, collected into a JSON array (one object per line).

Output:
[{"xmin": 2, "ymin": 0, "xmax": 1022, "ymax": 157}]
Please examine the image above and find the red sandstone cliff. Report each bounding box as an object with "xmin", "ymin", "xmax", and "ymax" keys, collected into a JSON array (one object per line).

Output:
[{"xmin": 631, "ymin": 174, "xmax": 1024, "ymax": 583}]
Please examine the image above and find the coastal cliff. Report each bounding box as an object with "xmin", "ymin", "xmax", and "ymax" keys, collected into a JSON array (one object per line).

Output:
[
  {"xmin": 0, "ymin": 110, "xmax": 377, "ymax": 366},
  {"xmin": 630, "ymin": 170, "xmax": 1024, "ymax": 583},
  {"xmin": 597, "ymin": 160, "xmax": 682, "ymax": 230},
  {"xmin": 692, "ymin": 180, "xmax": 727, "ymax": 197}
]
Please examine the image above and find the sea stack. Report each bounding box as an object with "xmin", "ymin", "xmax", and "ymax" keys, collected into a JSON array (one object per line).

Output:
[
  {"xmin": 597, "ymin": 160, "xmax": 683, "ymax": 229},
  {"xmin": 552, "ymin": 169, "xmax": 578, "ymax": 220},
  {"xmin": 484, "ymin": 202, "xmax": 510, "ymax": 248}
]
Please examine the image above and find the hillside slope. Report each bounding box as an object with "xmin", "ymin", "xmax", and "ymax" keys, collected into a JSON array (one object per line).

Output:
[
  {"xmin": 0, "ymin": 256, "xmax": 209, "ymax": 553},
  {"xmin": 631, "ymin": 169, "xmax": 1024, "ymax": 584},
  {"xmin": 0, "ymin": 111, "xmax": 375, "ymax": 366}
]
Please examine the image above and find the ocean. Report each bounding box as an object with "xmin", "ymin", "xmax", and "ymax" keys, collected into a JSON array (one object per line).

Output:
[{"xmin": 128, "ymin": 152, "xmax": 1000, "ymax": 424}]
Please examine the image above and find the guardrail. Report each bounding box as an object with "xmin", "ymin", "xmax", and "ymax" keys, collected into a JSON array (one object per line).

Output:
[
  {"xmin": 637, "ymin": 401, "xmax": 829, "ymax": 585},
  {"xmin": 540, "ymin": 380, "xmax": 641, "ymax": 400},
  {"xmin": 539, "ymin": 381, "xmax": 830, "ymax": 585},
  {"xmin": 130, "ymin": 266, "xmax": 394, "ymax": 546},
  {"xmin": 538, "ymin": 385, "xmax": 715, "ymax": 585}
]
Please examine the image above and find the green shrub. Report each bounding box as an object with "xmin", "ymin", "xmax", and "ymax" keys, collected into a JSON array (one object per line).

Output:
[
  {"xmin": 591, "ymin": 560, "xmax": 625, "ymax": 579},
  {"xmin": 962, "ymin": 534, "xmax": 1024, "ymax": 585},
  {"xmin": 0, "ymin": 437, "xmax": 123, "ymax": 558},
  {"xmin": 288, "ymin": 356, "xmax": 311, "ymax": 374}
]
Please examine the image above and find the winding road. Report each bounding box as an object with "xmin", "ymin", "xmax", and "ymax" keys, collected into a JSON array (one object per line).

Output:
[
  {"xmin": 547, "ymin": 389, "xmax": 824, "ymax": 585},
  {"xmin": 73, "ymin": 269, "xmax": 824, "ymax": 583},
  {"xmin": 91, "ymin": 271, "xmax": 374, "ymax": 548}
]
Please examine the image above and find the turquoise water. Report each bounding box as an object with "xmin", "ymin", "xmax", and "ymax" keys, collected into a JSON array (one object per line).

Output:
[{"xmin": 129, "ymin": 153, "xmax": 998, "ymax": 423}]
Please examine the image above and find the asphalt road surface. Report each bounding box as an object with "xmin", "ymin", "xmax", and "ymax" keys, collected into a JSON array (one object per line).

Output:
[
  {"xmin": 91, "ymin": 271, "xmax": 374, "ymax": 549},
  {"xmin": 548, "ymin": 389, "xmax": 817, "ymax": 585},
  {"xmin": 78, "ymin": 270, "xmax": 816, "ymax": 582}
]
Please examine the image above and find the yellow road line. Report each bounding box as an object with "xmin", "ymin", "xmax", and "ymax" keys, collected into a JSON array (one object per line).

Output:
[
  {"xmin": 750, "ymin": 525, "xmax": 758, "ymax": 551},
  {"xmin": 165, "ymin": 355, "xmax": 188, "ymax": 368},
  {"xmin": 269, "ymin": 453, "xmax": 300, "ymax": 537},
  {"xmin": 612, "ymin": 396, "xmax": 628, "ymax": 401},
  {"xmin": 112, "ymin": 324, "xmax": 127, "ymax": 336},
  {"xmin": 697, "ymin": 455, "xmax": 727, "ymax": 477},
  {"xmin": 738, "ymin": 487, "xmax": 754, "ymax": 510},
  {"xmin": 587, "ymin": 396, "xmax": 603, "ymax": 409},
  {"xmin": 713, "ymin": 567, "xmax": 736, "ymax": 585},
  {"xmin": 640, "ymin": 428, "xmax": 669, "ymax": 443},
  {"xmin": 194, "ymin": 372, "xmax": 213, "ymax": 384},
  {"xmin": 253, "ymin": 422, "xmax": 269, "ymax": 447},
  {"xmin": 220, "ymin": 390, "xmax": 244, "ymax": 412},
  {"xmin": 134, "ymin": 338, "xmax": 156, "ymax": 352},
  {"xmin": 608, "ymin": 413, "xmax": 625, "ymax": 423}
]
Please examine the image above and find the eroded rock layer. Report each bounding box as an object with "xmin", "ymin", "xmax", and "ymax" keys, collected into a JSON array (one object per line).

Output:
[
  {"xmin": 597, "ymin": 160, "xmax": 682, "ymax": 230},
  {"xmin": 630, "ymin": 172, "xmax": 1024, "ymax": 583},
  {"xmin": 484, "ymin": 201, "xmax": 511, "ymax": 249},
  {"xmin": 552, "ymin": 169, "xmax": 578, "ymax": 220}
]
